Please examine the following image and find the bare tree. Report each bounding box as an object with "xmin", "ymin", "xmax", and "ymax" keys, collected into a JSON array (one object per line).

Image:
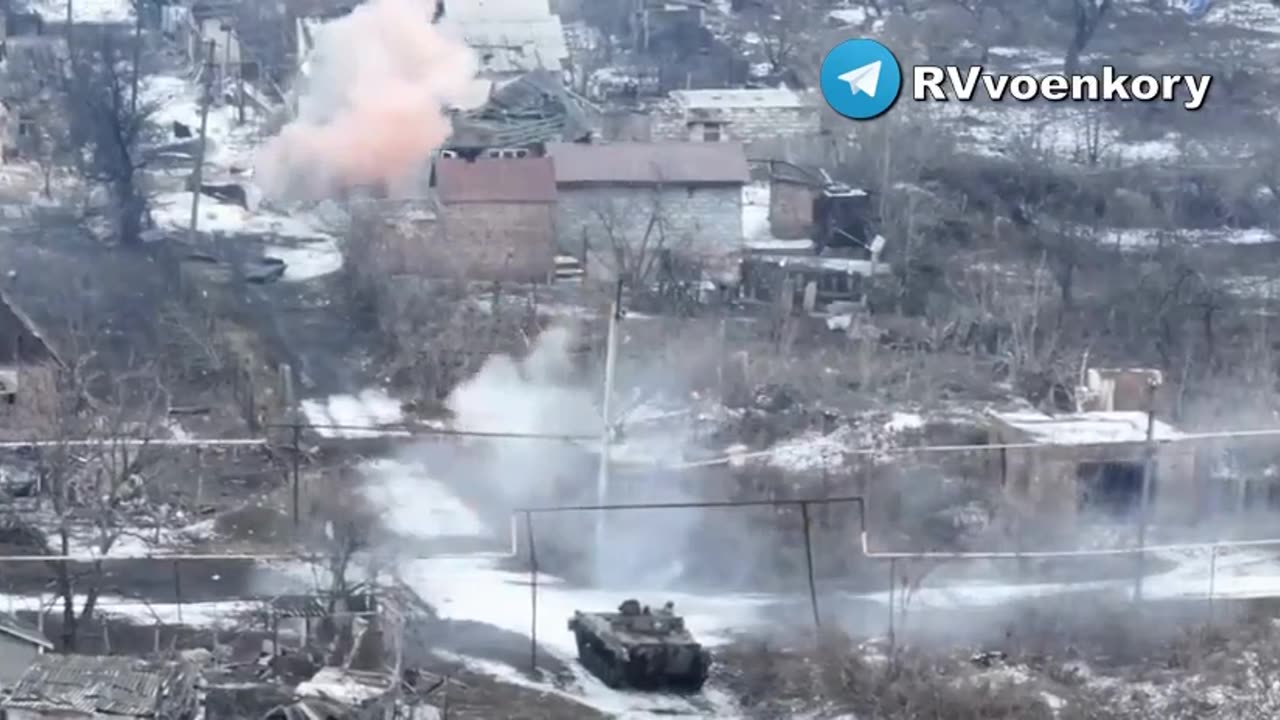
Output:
[
  {"xmin": 65, "ymin": 28, "xmax": 159, "ymax": 245},
  {"xmin": 30, "ymin": 354, "xmax": 169, "ymax": 651},
  {"xmin": 1057, "ymin": 0, "xmax": 1113, "ymax": 75},
  {"xmin": 584, "ymin": 191, "xmax": 674, "ymax": 288},
  {"xmin": 308, "ymin": 464, "xmax": 381, "ymax": 611},
  {"xmin": 30, "ymin": 98, "xmax": 72, "ymax": 200},
  {"xmin": 736, "ymin": 0, "xmax": 824, "ymax": 77}
]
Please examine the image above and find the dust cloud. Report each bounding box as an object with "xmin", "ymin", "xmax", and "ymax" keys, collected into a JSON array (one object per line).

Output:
[
  {"xmin": 361, "ymin": 323, "xmax": 755, "ymax": 591},
  {"xmin": 256, "ymin": 0, "xmax": 478, "ymax": 200}
]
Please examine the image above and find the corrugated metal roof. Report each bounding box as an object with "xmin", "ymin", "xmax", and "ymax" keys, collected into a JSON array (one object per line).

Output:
[
  {"xmin": 435, "ymin": 157, "xmax": 557, "ymax": 203},
  {"xmin": 671, "ymin": 88, "xmax": 810, "ymax": 109},
  {"xmin": 546, "ymin": 142, "xmax": 750, "ymax": 185},
  {"xmin": 269, "ymin": 594, "xmax": 330, "ymax": 618},
  {"xmin": 3, "ymin": 655, "xmax": 195, "ymax": 717}
]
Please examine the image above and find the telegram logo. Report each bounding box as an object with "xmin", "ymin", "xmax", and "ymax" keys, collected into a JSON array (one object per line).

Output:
[{"xmin": 820, "ymin": 39, "xmax": 903, "ymax": 121}]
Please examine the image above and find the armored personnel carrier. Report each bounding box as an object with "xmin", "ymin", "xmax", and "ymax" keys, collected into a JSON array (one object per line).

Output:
[{"xmin": 567, "ymin": 599, "xmax": 712, "ymax": 691}]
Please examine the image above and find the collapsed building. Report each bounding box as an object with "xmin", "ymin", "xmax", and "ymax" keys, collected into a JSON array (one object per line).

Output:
[{"xmin": 446, "ymin": 69, "xmax": 598, "ymax": 153}]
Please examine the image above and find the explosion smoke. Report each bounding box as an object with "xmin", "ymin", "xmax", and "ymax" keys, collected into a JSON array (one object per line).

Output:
[{"xmin": 256, "ymin": 0, "xmax": 478, "ymax": 200}]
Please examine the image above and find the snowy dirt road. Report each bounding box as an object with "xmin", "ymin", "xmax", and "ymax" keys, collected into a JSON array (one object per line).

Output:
[{"xmin": 352, "ymin": 448, "xmax": 1280, "ymax": 718}]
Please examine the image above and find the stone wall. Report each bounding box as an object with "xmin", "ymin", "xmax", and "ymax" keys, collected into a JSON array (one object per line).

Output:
[{"xmin": 556, "ymin": 184, "xmax": 742, "ymax": 278}]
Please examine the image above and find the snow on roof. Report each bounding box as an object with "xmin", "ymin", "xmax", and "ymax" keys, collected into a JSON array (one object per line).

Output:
[
  {"xmin": 443, "ymin": 0, "xmax": 553, "ymax": 22},
  {"xmin": 991, "ymin": 410, "xmax": 1184, "ymax": 446},
  {"xmin": 457, "ymin": 16, "xmax": 569, "ymax": 72},
  {"xmin": 28, "ymin": 0, "xmax": 133, "ymax": 23},
  {"xmin": 671, "ymin": 87, "xmax": 809, "ymax": 109}
]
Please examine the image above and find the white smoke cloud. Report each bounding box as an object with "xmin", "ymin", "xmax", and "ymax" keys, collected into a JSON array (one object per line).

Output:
[{"xmin": 256, "ymin": 0, "xmax": 479, "ymax": 200}]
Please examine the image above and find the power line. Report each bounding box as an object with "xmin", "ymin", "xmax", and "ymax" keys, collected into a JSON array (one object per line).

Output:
[
  {"xmin": 271, "ymin": 422, "xmax": 597, "ymax": 442},
  {"xmin": 662, "ymin": 425, "xmax": 1280, "ymax": 470}
]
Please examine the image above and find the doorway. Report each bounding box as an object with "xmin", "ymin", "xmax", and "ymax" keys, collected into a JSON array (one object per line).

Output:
[{"xmin": 1078, "ymin": 461, "xmax": 1147, "ymax": 516}]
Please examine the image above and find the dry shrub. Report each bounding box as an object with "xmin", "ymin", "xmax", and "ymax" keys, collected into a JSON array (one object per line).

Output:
[{"xmin": 724, "ymin": 632, "xmax": 1057, "ymax": 719}]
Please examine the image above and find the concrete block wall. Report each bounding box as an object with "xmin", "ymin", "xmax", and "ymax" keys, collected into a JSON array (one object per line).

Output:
[{"xmin": 650, "ymin": 100, "xmax": 822, "ymax": 145}]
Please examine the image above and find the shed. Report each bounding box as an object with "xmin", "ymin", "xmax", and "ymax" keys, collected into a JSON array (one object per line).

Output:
[
  {"xmin": 430, "ymin": 156, "xmax": 558, "ymax": 282},
  {"xmin": 0, "ymin": 611, "xmax": 51, "ymax": 689},
  {"xmin": 546, "ymin": 141, "xmax": 749, "ymax": 280},
  {"xmin": 987, "ymin": 409, "xmax": 1200, "ymax": 526},
  {"xmin": 2, "ymin": 654, "xmax": 199, "ymax": 719}
]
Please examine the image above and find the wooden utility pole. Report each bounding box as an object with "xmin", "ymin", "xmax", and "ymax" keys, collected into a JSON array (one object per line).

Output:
[{"xmin": 187, "ymin": 40, "xmax": 215, "ymax": 247}]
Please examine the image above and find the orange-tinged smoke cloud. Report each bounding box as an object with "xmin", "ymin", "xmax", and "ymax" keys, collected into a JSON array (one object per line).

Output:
[{"xmin": 256, "ymin": 0, "xmax": 478, "ymax": 200}]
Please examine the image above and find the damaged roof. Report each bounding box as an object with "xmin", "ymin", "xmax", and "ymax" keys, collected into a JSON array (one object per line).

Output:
[
  {"xmin": 0, "ymin": 288, "xmax": 63, "ymax": 366},
  {"xmin": 3, "ymin": 654, "xmax": 198, "ymax": 717},
  {"xmin": 435, "ymin": 157, "xmax": 556, "ymax": 203},
  {"xmin": 991, "ymin": 410, "xmax": 1184, "ymax": 446},
  {"xmin": 452, "ymin": 70, "xmax": 596, "ymax": 147},
  {"xmin": 546, "ymin": 142, "xmax": 750, "ymax": 185}
]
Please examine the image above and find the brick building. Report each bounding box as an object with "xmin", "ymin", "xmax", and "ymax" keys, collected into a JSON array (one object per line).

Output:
[
  {"xmin": 432, "ymin": 155, "xmax": 558, "ymax": 282},
  {"xmin": 545, "ymin": 141, "xmax": 748, "ymax": 281},
  {"xmin": 650, "ymin": 88, "xmax": 820, "ymax": 147}
]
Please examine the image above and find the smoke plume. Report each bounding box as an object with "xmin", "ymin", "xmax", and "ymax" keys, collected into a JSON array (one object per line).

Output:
[{"xmin": 256, "ymin": 0, "xmax": 478, "ymax": 200}]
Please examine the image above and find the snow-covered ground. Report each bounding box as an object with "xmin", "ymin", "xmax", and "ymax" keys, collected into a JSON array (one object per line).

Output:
[
  {"xmin": 300, "ymin": 388, "xmax": 407, "ymax": 438},
  {"xmin": 1099, "ymin": 226, "xmax": 1279, "ymax": 249},
  {"xmin": 141, "ymin": 75, "xmax": 346, "ymax": 282},
  {"xmin": 928, "ymin": 103, "xmax": 1189, "ymax": 165},
  {"xmin": 0, "ymin": 592, "xmax": 253, "ymax": 628},
  {"xmin": 143, "ymin": 75, "xmax": 263, "ymax": 173},
  {"xmin": 29, "ymin": 0, "xmax": 132, "ymax": 24},
  {"xmin": 61, "ymin": 518, "xmax": 218, "ymax": 560}
]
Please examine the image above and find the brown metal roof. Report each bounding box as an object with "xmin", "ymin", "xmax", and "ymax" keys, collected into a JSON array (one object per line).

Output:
[
  {"xmin": 545, "ymin": 142, "xmax": 750, "ymax": 185},
  {"xmin": 434, "ymin": 157, "xmax": 557, "ymax": 204},
  {"xmin": 3, "ymin": 655, "xmax": 197, "ymax": 717}
]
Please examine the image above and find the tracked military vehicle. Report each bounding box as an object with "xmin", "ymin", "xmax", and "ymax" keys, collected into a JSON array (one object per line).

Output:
[{"xmin": 567, "ymin": 599, "xmax": 712, "ymax": 691}]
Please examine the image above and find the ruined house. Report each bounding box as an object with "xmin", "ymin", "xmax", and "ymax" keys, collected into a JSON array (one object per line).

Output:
[
  {"xmin": 431, "ymin": 155, "xmax": 558, "ymax": 282},
  {"xmin": 2, "ymin": 654, "xmax": 200, "ymax": 719},
  {"xmin": 651, "ymin": 88, "xmax": 821, "ymax": 148},
  {"xmin": 161, "ymin": 1, "xmax": 245, "ymax": 89},
  {"xmin": 0, "ymin": 289, "xmax": 61, "ymax": 431},
  {"xmin": 0, "ymin": 611, "xmax": 51, "ymax": 689},
  {"xmin": 447, "ymin": 69, "xmax": 597, "ymax": 152},
  {"xmin": 546, "ymin": 141, "xmax": 748, "ymax": 280},
  {"xmin": 437, "ymin": 0, "xmax": 569, "ymax": 81},
  {"xmin": 987, "ymin": 408, "xmax": 1199, "ymax": 527}
]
